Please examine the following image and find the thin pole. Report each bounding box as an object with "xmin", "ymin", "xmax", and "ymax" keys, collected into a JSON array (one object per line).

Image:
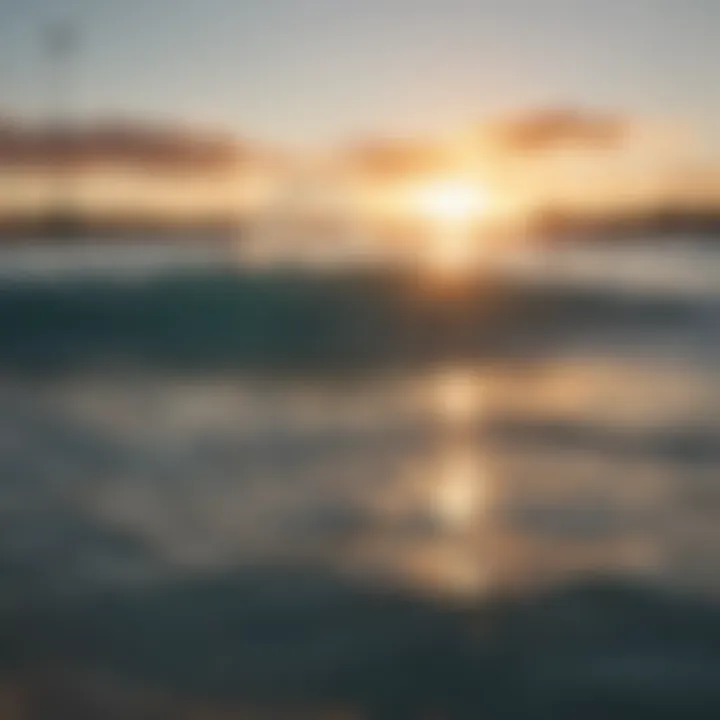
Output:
[{"xmin": 45, "ymin": 19, "xmax": 79, "ymax": 232}]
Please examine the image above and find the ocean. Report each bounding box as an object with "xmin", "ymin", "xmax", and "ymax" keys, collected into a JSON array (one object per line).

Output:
[{"xmin": 0, "ymin": 235, "xmax": 718, "ymax": 718}]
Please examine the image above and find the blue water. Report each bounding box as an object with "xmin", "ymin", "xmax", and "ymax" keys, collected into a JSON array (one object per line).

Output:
[{"xmin": 0, "ymin": 237, "xmax": 719, "ymax": 717}]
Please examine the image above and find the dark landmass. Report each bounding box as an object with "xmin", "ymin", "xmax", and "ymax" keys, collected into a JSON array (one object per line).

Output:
[
  {"xmin": 0, "ymin": 212, "xmax": 243, "ymax": 243},
  {"xmin": 531, "ymin": 206, "xmax": 720, "ymax": 243},
  {"xmin": 2, "ymin": 205, "xmax": 720, "ymax": 243}
]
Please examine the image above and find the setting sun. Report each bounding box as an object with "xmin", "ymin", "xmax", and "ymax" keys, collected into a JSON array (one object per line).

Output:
[
  {"xmin": 412, "ymin": 179, "xmax": 492, "ymax": 226},
  {"xmin": 406, "ymin": 179, "xmax": 496, "ymax": 276}
]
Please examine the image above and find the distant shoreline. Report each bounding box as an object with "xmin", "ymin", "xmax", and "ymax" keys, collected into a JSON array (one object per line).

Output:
[{"xmin": 2, "ymin": 207, "xmax": 720, "ymax": 245}]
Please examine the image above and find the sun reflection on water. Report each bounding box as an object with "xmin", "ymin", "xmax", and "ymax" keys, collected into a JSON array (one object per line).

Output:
[
  {"xmin": 433, "ymin": 445, "xmax": 486, "ymax": 529},
  {"xmin": 420, "ymin": 367, "xmax": 493, "ymax": 593},
  {"xmin": 431, "ymin": 366, "xmax": 487, "ymax": 427}
]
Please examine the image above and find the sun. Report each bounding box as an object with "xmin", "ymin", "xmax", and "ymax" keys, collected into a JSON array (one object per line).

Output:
[
  {"xmin": 411, "ymin": 179, "xmax": 492, "ymax": 226},
  {"xmin": 405, "ymin": 178, "xmax": 495, "ymax": 277}
]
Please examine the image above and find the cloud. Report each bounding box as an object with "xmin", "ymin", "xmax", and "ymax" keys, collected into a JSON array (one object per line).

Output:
[
  {"xmin": 344, "ymin": 140, "xmax": 449, "ymax": 180},
  {"xmin": 484, "ymin": 109, "xmax": 632, "ymax": 155},
  {"xmin": 0, "ymin": 118, "xmax": 255, "ymax": 171}
]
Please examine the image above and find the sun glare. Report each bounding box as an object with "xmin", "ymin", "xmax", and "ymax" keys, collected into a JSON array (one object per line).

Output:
[
  {"xmin": 412, "ymin": 179, "xmax": 492, "ymax": 226},
  {"xmin": 406, "ymin": 179, "xmax": 496, "ymax": 276}
]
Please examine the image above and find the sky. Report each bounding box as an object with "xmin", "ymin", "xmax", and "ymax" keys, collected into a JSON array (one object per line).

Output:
[{"xmin": 0, "ymin": 0, "xmax": 718, "ymax": 150}]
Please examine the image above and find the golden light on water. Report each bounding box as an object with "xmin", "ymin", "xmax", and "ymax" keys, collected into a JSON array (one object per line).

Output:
[
  {"xmin": 433, "ymin": 366, "xmax": 487, "ymax": 427},
  {"xmin": 434, "ymin": 446, "xmax": 486, "ymax": 529},
  {"xmin": 431, "ymin": 367, "xmax": 489, "ymax": 533}
]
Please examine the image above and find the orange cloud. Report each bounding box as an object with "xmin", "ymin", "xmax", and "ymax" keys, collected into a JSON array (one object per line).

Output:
[
  {"xmin": 483, "ymin": 109, "xmax": 632, "ymax": 155},
  {"xmin": 344, "ymin": 139, "xmax": 450, "ymax": 181}
]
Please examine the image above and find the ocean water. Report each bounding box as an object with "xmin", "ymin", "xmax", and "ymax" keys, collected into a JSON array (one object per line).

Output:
[{"xmin": 0, "ymin": 237, "xmax": 719, "ymax": 718}]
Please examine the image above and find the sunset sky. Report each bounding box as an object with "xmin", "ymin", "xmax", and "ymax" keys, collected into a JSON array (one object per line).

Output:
[
  {"xmin": 2, "ymin": 0, "xmax": 720, "ymax": 221},
  {"xmin": 1, "ymin": 0, "xmax": 718, "ymax": 149}
]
